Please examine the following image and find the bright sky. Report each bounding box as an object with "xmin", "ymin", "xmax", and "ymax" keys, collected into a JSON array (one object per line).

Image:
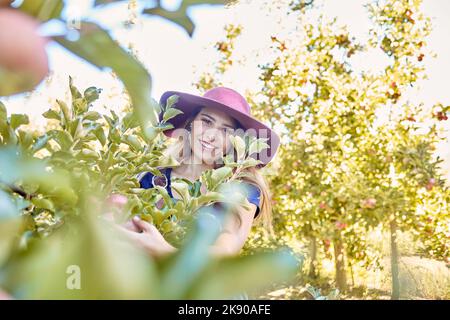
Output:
[{"xmin": 3, "ymin": 0, "xmax": 450, "ymax": 178}]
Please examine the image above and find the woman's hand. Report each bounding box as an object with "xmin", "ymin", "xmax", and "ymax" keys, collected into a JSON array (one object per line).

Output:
[{"xmin": 117, "ymin": 216, "xmax": 177, "ymax": 258}]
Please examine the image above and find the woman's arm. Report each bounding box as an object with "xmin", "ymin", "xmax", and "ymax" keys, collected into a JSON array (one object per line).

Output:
[{"xmin": 208, "ymin": 203, "xmax": 256, "ymax": 257}]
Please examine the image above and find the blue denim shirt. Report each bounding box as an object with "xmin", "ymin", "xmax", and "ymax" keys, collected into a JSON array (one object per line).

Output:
[{"xmin": 138, "ymin": 167, "xmax": 261, "ymax": 219}]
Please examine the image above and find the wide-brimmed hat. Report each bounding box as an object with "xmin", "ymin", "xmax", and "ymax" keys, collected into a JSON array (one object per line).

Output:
[{"xmin": 159, "ymin": 87, "xmax": 280, "ymax": 166}]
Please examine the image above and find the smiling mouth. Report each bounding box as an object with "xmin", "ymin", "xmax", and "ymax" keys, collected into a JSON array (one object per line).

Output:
[{"xmin": 199, "ymin": 139, "xmax": 216, "ymax": 150}]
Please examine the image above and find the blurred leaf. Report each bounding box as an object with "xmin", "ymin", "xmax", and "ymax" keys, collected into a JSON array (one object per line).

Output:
[
  {"xmin": 17, "ymin": 0, "xmax": 64, "ymax": 22},
  {"xmin": 188, "ymin": 248, "xmax": 300, "ymax": 299},
  {"xmin": 3, "ymin": 212, "xmax": 159, "ymax": 299},
  {"xmin": 31, "ymin": 197, "xmax": 55, "ymax": 212},
  {"xmin": 143, "ymin": 6, "xmax": 195, "ymax": 37},
  {"xmin": 0, "ymin": 190, "xmax": 21, "ymax": 267},
  {"xmin": 10, "ymin": 114, "xmax": 29, "ymax": 131},
  {"xmin": 94, "ymin": 0, "xmax": 124, "ymax": 6},
  {"xmin": 143, "ymin": 1, "xmax": 226, "ymax": 37},
  {"xmin": 159, "ymin": 209, "xmax": 224, "ymax": 298},
  {"xmin": 54, "ymin": 22, "xmax": 159, "ymax": 142},
  {"xmin": 0, "ymin": 101, "xmax": 7, "ymax": 119}
]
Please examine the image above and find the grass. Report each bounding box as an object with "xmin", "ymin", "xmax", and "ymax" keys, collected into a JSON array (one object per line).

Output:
[{"xmin": 248, "ymin": 229, "xmax": 450, "ymax": 300}]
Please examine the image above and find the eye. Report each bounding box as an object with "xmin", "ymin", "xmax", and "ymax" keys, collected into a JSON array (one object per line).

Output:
[{"xmin": 201, "ymin": 118, "xmax": 212, "ymax": 126}]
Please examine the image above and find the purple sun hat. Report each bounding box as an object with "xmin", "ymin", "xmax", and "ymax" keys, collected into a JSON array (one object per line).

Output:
[{"xmin": 158, "ymin": 87, "xmax": 280, "ymax": 167}]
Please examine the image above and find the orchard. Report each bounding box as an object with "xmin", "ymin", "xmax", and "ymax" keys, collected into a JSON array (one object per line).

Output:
[{"xmin": 0, "ymin": 0, "xmax": 449, "ymax": 300}]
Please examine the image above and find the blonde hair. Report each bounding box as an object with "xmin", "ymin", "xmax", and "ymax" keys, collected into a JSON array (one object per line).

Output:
[{"xmin": 162, "ymin": 108, "xmax": 274, "ymax": 235}]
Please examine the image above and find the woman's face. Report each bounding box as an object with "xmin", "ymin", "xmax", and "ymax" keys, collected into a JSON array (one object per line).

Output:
[{"xmin": 189, "ymin": 107, "xmax": 237, "ymax": 166}]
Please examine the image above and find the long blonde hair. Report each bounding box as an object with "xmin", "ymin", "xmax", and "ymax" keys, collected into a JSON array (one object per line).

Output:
[{"xmin": 162, "ymin": 108, "xmax": 274, "ymax": 234}]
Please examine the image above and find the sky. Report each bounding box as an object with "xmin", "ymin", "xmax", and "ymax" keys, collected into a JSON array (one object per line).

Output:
[{"xmin": 3, "ymin": 0, "xmax": 450, "ymax": 179}]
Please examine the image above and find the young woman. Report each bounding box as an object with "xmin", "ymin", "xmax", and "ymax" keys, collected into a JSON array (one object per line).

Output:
[{"xmin": 116, "ymin": 87, "xmax": 280, "ymax": 259}]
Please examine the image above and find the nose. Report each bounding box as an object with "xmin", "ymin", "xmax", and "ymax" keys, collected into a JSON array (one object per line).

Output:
[{"xmin": 203, "ymin": 131, "xmax": 216, "ymax": 143}]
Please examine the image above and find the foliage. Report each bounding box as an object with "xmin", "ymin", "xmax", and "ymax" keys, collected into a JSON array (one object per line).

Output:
[
  {"xmin": 192, "ymin": 0, "xmax": 450, "ymax": 297},
  {"xmin": 0, "ymin": 0, "xmax": 300, "ymax": 299}
]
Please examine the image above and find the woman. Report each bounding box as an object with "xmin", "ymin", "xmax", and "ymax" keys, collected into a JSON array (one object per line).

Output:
[{"xmin": 116, "ymin": 87, "xmax": 280, "ymax": 259}]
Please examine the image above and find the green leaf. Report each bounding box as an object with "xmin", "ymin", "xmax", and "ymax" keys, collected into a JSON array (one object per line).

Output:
[
  {"xmin": 122, "ymin": 112, "xmax": 140, "ymax": 130},
  {"xmin": 143, "ymin": 6, "xmax": 195, "ymax": 37},
  {"xmin": 217, "ymin": 181, "xmax": 250, "ymax": 209},
  {"xmin": 32, "ymin": 134, "xmax": 51, "ymax": 153},
  {"xmin": 196, "ymin": 191, "xmax": 223, "ymax": 207},
  {"xmin": 3, "ymin": 211, "xmax": 159, "ymax": 299},
  {"xmin": 78, "ymin": 149, "xmax": 99, "ymax": 161},
  {"xmin": 188, "ymin": 248, "xmax": 301, "ymax": 299},
  {"xmin": 43, "ymin": 109, "xmax": 61, "ymax": 121},
  {"xmin": 17, "ymin": 0, "xmax": 64, "ymax": 22},
  {"xmin": 170, "ymin": 180, "xmax": 191, "ymax": 203},
  {"xmin": 0, "ymin": 101, "xmax": 7, "ymax": 119},
  {"xmin": 93, "ymin": 126, "xmax": 106, "ymax": 146},
  {"xmin": 248, "ymin": 137, "xmax": 269, "ymax": 157},
  {"xmin": 73, "ymin": 98, "xmax": 88, "ymax": 115},
  {"xmin": 158, "ymin": 155, "xmax": 180, "ymax": 167},
  {"xmin": 10, "ymin": 114, "xmax": 29, "ymax": 131},
  {"xmin": 31, "ymin": 197, "xmax": 55, "ymax": 212},
  {"xmin": 94, "ymin": 0, "xmax": 123, "ymax": 5},
  {"xmin": 84, "ymin": 111, "xmax": 102, "ymax": 121},
  {"xmin": 69, "ymin": 76, "xmax": 82, "ymax": 100},
  {"xmin": 143, "ymin": 1, "xmax": 226, "ymax": 37},
  {"xmin": 210, "ymin": 166, "xmax": 233, "ymax": 190},
  {"xmin": 0, "ymin": 190, "xmax": 21, "ymax": 267},
  {"xmin": 0, "ymin": 190, "xmax": 19, "ymax": 220},
  {"xmin": 154, "ymin": 186, "xmax": 174, "ymax": 209},
  {"xmin": 159, "ymin": 209, "xmax": 224, "ymax": 298},
  {"xmin": 164, "ymin": 94, "xmax": 179, "ymax": 110},
  {"xmin": 52, "ymin": 130, "xmax": 73, "ymax": 150},
  {"xmin": 84, "ymin": 87, "xmax": 102, "ymax": 104},
  {"xmin": 124, "ymin": 135, "xmax": 143, "ymax": 152},
  {"xmin": 163, "ymin": 108, "xmax": 184, "ymax": 122},
  {"xmin": 18, "ymin": 130, "xmax": 34, "ymax": 150},
  {"xmin": 144, "ymin": 127, "xmax": 159, "ymax": 141},
  {"xmin": 229, "ymin": 135, "xmax": 246, "ymax": 161},
  {"xmin": 240, "ymin": 158, "xmax": 262, "ymax": 169},
  {"xmin": 56, "ymin": 99, "xmax": 71, "ymax": 124}
]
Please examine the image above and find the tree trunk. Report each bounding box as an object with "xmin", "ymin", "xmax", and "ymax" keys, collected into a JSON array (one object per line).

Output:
[
  {"xmin": 390, "ymin": 219, "xmax": 400, "ymax": 300},
  {"xmin": 349, "ymin": 259, "xmax": 355, "ymax": 288},
  {"xmin": 308, "ymin": 236, "xmax": 318, "ymax": 278},
  {"xmin": 333, "ymin": 235, "xmax": 347, "ymax": 292}
]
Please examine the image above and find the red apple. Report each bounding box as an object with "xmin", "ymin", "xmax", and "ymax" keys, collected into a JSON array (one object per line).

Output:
[
  {"xmin": 0, "ymin": 8, "xmax": 49, "ymax": 96},
  {"xmin": 361, "ymin": 198, "xmax": 376, "ymax": 209},
  {"xmin": 425, "ymin": 178, "xmax": 436, "ymax": 191},
  {"xmin": 335, "ymin": 221, "xmax": 347, "ymax": 230},
  {"xmin": 435, "ymin": 112, "xmax": 448, "ymax": 121},
  {"xmin": 0, "ymin": 288, "xmax": 12, "ymax": 300}
]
